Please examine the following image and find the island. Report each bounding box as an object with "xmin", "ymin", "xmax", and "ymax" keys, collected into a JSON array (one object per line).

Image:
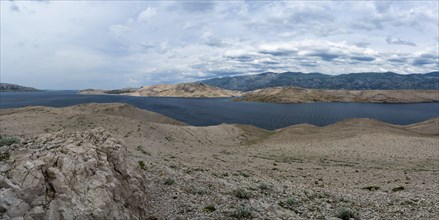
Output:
[
  {"xmin": 79, "ymin": 82, "xmax": 242, "ymax": 98},
  {"xmin": 0, "ymin": 83, "xmax": 40, "ymax": 92}
]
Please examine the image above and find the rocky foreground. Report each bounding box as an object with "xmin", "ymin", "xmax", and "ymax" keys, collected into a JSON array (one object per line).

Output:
[
  {"xmin": 235, "ymin": 87, "xmax": 439, "ymax": 103},
  {"xmin": 1, "ymin": 103, "xmax": 438, "ymax": 219}
]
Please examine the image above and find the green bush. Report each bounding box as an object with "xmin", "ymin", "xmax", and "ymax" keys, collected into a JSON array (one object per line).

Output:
[
  {"xmin": 258, "ymin": 182, "xmax": 271, "ymax": 191},
  {"xmin": 164, "ymin": 178, "xmax": 175, "ymax": 185},
  {"xmin": 0, "ymin": 135, "xmax": 20, "ymax": 146},
  {"xmin": 279, "ymin": 196, "xmax": 300, "ymax": 210},
  {"xmin": 231, "ymin": 206, "xmax": 252, "ymax": 219},
  {"xmin": 138, "ymin": 161, "xmax": 146, "ymax": 170},
  {"xmin": 335, "ymin": 207, "xmax": 359, "ymax": 220},
  {"xmin": 233, "ymin": 188, "xmax": 251, "ymax": 199}
]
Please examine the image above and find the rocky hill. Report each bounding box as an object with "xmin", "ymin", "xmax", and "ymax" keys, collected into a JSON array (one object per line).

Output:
[
  {"xmin": 0, "ymin": 83, "xmax": 39, "ymax": 92},
  {"xmin": 235, "ymin": 87, "xmax": 439, "ymax": 103},
  {"xmin": 80, "ymin": 83, "xmax": 242, "ymax": 98},
  {"xmin": 202, "ymin": 71, "xmax": 439, "ymax": 91},
  {"xmin": 128, "ymin": 83, "xmax": 242, "ymax": 97}
]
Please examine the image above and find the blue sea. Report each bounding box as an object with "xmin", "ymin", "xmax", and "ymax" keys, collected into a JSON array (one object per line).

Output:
[{"xmin": 1, "ymin": 91, "xmax": 438, "ymax": 130}]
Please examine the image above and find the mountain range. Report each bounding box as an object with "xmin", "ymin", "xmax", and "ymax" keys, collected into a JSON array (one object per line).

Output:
[{"xmin": 201, "ymin": 71, "xmax": 439, "ymax": 91}]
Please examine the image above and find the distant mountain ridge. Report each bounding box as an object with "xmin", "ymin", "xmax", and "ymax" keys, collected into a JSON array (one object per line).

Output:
[
  {"xmin": 0, "ymin": 83, "xmax": 40, "ymax": 92},
  {"xmin": 201, "ymin": 71, "xmax": 439, "ymax": 91}
]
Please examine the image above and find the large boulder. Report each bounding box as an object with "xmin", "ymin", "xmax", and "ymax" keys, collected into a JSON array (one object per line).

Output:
[{"xmin": 0, "ymin": 128, "xmax": 148, "ymax": 220}]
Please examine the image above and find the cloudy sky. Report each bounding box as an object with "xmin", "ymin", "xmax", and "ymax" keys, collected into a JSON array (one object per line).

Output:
[{"xmin": 1, "ymin": 0, "xmax": 438, "ymax": 89}]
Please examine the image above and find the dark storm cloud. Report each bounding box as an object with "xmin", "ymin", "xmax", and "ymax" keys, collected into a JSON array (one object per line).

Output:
[
  {"xmin": 259, "ymin": 49, "xmax": 296, "ymax": 56},
  {"xmin": 351, "ymin": 56, "xmax": 375, "ymax": 62},
  {"xmin": 387, "ymin": 57, "xmax": 407, "ymax": 63},
  {"xmin": 307, "ymin": 51, "xmax": 341, "ymax": 61},
  {"xmin": 412, "ymin": 53, "xmax": 439, "ymax": 66}
]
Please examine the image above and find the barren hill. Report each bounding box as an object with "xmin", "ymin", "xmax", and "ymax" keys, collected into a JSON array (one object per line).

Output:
[
  {"xmin": 127, "ymin": 82, "xmax": 242, "ymax": 97},
  {"xmin": 235, "ymin": 87, "xmax": 439, "ymax": 103},
  {"xmin": 79, "ymin": 83, "xmax": 242, "ymax": 98}
]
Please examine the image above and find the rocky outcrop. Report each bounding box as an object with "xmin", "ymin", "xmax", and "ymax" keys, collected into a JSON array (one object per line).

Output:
[
  {"xmin": 0, "ymin": 128, "xmax": 148, "ymax": 220},
  {"xmin": 235, "ymin": 87, "xmax": 439, "ymax": 103}
]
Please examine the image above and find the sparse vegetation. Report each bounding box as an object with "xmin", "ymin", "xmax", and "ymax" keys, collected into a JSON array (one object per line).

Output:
[
  {"xmin": 392, "ymin": 186, "xmax": 405, "ymax": 192},
  {"xmin": 189, "ymin": 186, "xmax": 208, "ymax": 195},
  {"xmin": 335, "ymin": 207, "xmax": 359, "ymax": 220},
  {"xmin": 164, "ymin": 178, "xmax": 175, "ymax": 185},
  {"xmin": 231, "ymin": 206, "xmax": 252, "ymax": 219},
  {"xmin": 234, "ymin": 170, "xmax": 251, "ymax": 178},
  {"xmin": 258, "ymin": 182, "xmax": 271, "ymax": 191},
  {"xmin": 0, "ymin": 135, "xmax": 20, "ymax": 146},
  {"xmin": 233, "ymin": 188, "xmax": 251, "ymax": 199},
  {"xmin": 279, "ymin": 196, "xmax": 300, "ymax": 210},
  {"xmin": 203, "ymin": 205, "xmax": 216, "ymax": 212},
  {"xmin": 138, "ymin": 161, "xmax": 146, "ymax": 170}
]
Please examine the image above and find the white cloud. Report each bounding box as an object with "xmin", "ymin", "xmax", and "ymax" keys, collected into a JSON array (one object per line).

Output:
[
  {"xmin": 109, "ymin": 25, "xmax": 130, "ymax": 37},
  {"xmin": 137, "ymin": 7, "xmax": 156, "ymax": 23},
  {"xmin": 0, "ymin": 0, "xmax": 437, "ymax": 89}
]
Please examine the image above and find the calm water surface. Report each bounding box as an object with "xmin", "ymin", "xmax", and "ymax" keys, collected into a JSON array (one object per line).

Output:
[{"xmin": 1, "ymin": 91, "xmax": 438, "ymax": 130}]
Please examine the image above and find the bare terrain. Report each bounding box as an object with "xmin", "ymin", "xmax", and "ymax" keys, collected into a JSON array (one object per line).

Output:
[
  {"xmin": 235, "ymin": 87, "xmax": 439, "ymax": 103},
  {"xmin": 1, "ymin": 103, "xmax": 438, "ymax": 219},
  {"xmin": 79, "ymin": 83, "xmax": 242, "ymax": 98}
]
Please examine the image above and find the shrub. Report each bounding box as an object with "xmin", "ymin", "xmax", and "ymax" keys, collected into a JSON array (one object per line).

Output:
[
  {"xmin": 138, "ymin": 161, "xmax": 146, "ymax": 170},
  {"xmin": 0, "ymin": 135, "xmax": 20, "ymax": 146},
  {"xmin": 164, "ymin": 178, "xmax": 175, "ymax": 185},
  {"xmin": 279, "ymin": 196, "xmax": 300, "ymax": 210},
  {"xmin": 258, "ymin": 183, "xmax": 271, "ymax": 191},
  {"xmin": 233, "ymin": 188, "xmax": 251, "ymax": 199},
  {"xmin": 231, "ymin": 206, "xmax": 252, "ymax": 219},
  {"xmin": 335, "ymin": 207, "xmax": 359, "ymax": 220}
]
